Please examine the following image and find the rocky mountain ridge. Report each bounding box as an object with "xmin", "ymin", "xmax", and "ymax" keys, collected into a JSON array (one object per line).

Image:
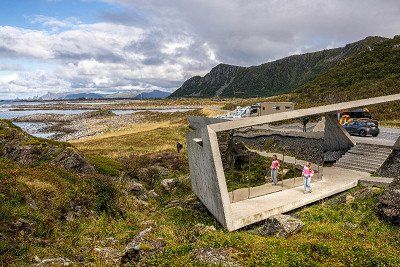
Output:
[{"xmin": 169, "ymin": 36, "xmax": 387, "ymax": 98}]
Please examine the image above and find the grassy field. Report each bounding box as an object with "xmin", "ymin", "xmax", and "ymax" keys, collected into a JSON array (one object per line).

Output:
[{"xmin": 1, "ymin": 103, "xmax": 400, "ymax": 266}]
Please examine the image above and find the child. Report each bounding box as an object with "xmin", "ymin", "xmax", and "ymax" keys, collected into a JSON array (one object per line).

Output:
[
  {"xmin": 302, "ymin": 162, "xmax": 314, "ymax": 193},
  {"xmin": 269, "ymin": 155, "xmax": 280, "ymax": 185}
]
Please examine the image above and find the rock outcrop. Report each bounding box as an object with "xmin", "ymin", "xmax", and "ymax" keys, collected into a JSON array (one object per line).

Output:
[
  {"xmin": 256, "ymin": 214, "xmax": 304, "ymax": 237},
  {"xmin": 169, "ymin": 37, "xmax": 387, "ymax": 98},
  {"xmin": 378, "ymin": 149, "xmax": 400, "ymax": 178},
  {"xmin": 376, "ymin": 178, "xmax": 400, "ymax": 225},
  {"xmin": 0, "ymin": 120, "xmax": 94, "ymax": 173},
  {"xmin": 169, "ymin": 64, "xmax": 243, "ymax": 98}
]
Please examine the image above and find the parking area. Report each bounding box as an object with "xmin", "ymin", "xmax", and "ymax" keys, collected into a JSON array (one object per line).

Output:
[{"xmin": 354, "ymin": 127, "xmax": 400, "ymax": 146}]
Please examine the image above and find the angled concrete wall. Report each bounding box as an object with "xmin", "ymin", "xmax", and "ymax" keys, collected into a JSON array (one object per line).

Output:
[
  {"xmin": 186, "ymin": 127, "xmax": 232, "ymax": 227},
  {"xmin": 324, "ymin": 115, "xmax": 355, "ymax": 161},
  {"xmin": 186, "ymin": 94, "xmax": 400, "ymax": 231}
]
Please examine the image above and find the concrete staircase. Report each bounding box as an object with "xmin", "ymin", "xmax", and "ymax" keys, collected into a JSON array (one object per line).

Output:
[{"xmin": 333, "ymin": 143, "xmax": 392, "ymax": 173}]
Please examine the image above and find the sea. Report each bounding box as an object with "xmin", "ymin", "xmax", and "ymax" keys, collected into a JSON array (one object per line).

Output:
[{"xmin": 0, "ymin": 100, "xmax": 193, "ymax": 138}]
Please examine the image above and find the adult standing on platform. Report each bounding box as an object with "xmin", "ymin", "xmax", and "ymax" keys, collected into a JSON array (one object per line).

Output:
[
  {"xmin": 269, "ymin": 155, "xmax": 280, "ymax": 185},
  {"xmin": 302, "ymin": 162, "xmax": 314, "ymax": 193}
]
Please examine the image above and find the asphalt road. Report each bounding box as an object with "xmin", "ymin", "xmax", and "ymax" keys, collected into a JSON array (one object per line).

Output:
[{"xmin": 353, "ymin": 127, "xmax": 400, "ymax": 146}]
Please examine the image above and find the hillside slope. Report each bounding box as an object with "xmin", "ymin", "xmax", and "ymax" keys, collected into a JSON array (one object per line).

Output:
[
  {"xmin": 170, "ymin": 36, "xmax": 387, "ymax": 98},
  {"xmin": 285, "ymin": 35, "xmax": 400, "ymax": 122}
]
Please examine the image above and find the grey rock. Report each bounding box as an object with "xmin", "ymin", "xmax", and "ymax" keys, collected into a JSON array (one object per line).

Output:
[
  {"xmin": 161, "ymin": 178, "xmax": 178, "ymax": 191},
  {"xmin": 353, "ymin": 186, "xmax": 381, "ymax": 200},
  {"xmin": 148, "ymin": 190, "xmax": 159, "ymax": 197},
  {"xmin": 194, "ymin": 223, "xmax": 217, "ymax": 235},
  {"xmin": 376, "ymin": 177, "xmax": 400, "ymax": 225},
  {"xmin": 193, "ymin": 248, "xmax": 242, "ymax": 267},
  {"xmin": 13, "ymin": 218, "xmax": 32, "ymax": 233},
  {"xmin": 0, "ymin": 121, "xmax": 94, "ymax": 174},
  {"xmin": 257, "ymin": 214, "xmax": 304, "ymax": 237},
  {"xmin": 344, "ymin": 222, "xmax": 358, "ymax": 230},
  {"xmin": 153, "ymin": 166, "xmax": 169, "ymax": 176},
  {"xmin": 94, "ymin": 247, "xmax": 121, "ymax": 263},
  {"xmin": 378, "ymin": 149, "xmax": 400, "ymax": 178},
  {"xmin": 121, "ymin": 227, "xmax": 152, "ymax": 264},
  {"xmin": 64, "ymin": 211, "xmax": 76, "ymax": 222},
  {"xmin": 127, "ymin": 182, "xmax": 147, "ymax": 198},
  {"xmin": 36, "ymin": 257, "xmax": 72, "ymax": 266}
]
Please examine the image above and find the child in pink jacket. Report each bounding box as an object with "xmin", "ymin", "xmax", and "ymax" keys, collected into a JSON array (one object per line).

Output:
[{"xmin": 302, "ymin": 162, "xmax": 314, "ymax": 193}]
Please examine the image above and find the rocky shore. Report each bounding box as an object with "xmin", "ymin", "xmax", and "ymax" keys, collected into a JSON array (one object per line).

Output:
[{"xmin": 13, "ymin": 110, "xmax": 148, "ymax": 141}]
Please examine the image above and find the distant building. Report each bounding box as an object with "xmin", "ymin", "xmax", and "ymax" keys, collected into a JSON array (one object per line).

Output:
[{"xmin": 250, "ymin": 102, "xmax": 295, "ymax": 116}]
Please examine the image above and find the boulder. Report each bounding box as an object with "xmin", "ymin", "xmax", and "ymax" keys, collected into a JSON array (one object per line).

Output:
[
  {"xmin": 36, "ymin": 257, "xmax": 72, "ymax": 266},
  {"xmin": 127, "ymin": 182, "xmax": 147, "ymax": 198},
  {"xmin": 153, "ymin": 166, "xmax": 169, "ymax": 176},
  {"xmin": 194, "ymin": 223, "xmax": 217, "ymax": 235},
  {"xmin": 376, "ymin": 178, "xmax": 400, "ymax": 225},
  {"xmin": 94, "ymin": 247, "xmax": 121, "ymax": 264},
  {"xmin": 353, "ymin": 186, "xmax": 381, "ymax": 200},
  {"xmin": 257, "ymin": 214, "xmax": 304, "ymax": 237},
  {"xmin": 193, "ymin": 248, "xmax": 241, "ymax": 267},
  {"xmin": 0, "ymin": 120, "xmax": 94, "ymax": 174},
  {"xmin": 148, "ymin": 190, "xmax": 159, "ymax": 198},
  {"xmin": 161, "ymin": 178, "xmax": 178, "ymax": 192},
  {"xmin": 121, "ymin": 227, "xmax": 166, "ymax": 264}
]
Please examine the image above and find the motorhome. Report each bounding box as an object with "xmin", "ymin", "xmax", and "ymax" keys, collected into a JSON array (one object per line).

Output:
[{"xmin": 219, "ymin": 102, "xmax": 295, "ymax": 120}]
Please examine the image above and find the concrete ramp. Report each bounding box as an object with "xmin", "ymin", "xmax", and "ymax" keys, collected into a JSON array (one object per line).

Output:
[
  {"xmin": 186, "ymin": 94, "xmax": 400, "ymax": 231},
  {"xmin": 229, "ymin": 167, "xmax": 368, "ymax": 230}
]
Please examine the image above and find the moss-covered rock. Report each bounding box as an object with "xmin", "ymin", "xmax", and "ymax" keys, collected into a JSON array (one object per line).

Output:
[{"xmin": 0, "ymin": 120, "xmax": 94, "ymax": 173}]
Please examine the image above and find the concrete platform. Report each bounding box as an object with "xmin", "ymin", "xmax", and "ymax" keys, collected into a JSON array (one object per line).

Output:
[{"xmin": 228, "ymin": 167, "xmax": 369, "ymax": 231}]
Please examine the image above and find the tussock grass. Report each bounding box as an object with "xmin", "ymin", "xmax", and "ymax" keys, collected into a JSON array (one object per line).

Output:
[{"xmin": 74, "ymin": 124, "xmax": 188, "ymax": 158}]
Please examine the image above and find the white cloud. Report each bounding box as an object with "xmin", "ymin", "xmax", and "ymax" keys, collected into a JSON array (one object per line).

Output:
[
  {"xmin": 1, "ymin": 0, "xmax": 400, "ymax": 98},
  {"xmin": 104, "ymin": 0, "xmax": 400, "ymax": 65},
  {"xmin": 27, "ymin": 15, "xmax": 81, "ymax": 31},
  {"xmin": 0, "ymin": 17, "xmax": 218, "ymax": 98}
]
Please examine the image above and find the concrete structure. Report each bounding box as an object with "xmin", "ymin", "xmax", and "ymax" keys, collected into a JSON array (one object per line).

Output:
[
  {"xmin": 251, "ymin": 102, "xmax": 295, "ymax": 116},
  {"xmin": 186, "ymin": 94, "xmax": 400, "ymax": 231}
]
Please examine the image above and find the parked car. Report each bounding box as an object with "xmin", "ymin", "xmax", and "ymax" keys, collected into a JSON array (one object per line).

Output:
[
  {"xmin": 339, "ymin": 108, "xmax": 379, "ymax": 126},
  {"xmin": 342, "ymin": 121, "xmax": 380, "ymax": 137}
]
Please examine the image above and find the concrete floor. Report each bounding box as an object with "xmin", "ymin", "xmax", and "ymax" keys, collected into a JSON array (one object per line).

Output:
[{"xmin": 228, "ymin": 166, "xmax": 369, "ymax": 231}]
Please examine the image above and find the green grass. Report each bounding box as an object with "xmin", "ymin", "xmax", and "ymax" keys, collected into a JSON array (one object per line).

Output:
[
  {"xmin": 1, "ymin": 107, "xmax": 400, "ymax": 266},
  {"xmin": 1, "ymin": 149, "xmax": 400, "ymax": 266}
]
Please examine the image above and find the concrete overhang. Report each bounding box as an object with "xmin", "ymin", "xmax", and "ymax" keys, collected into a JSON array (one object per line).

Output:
[{"xmin": 186, "ymin": 94, "xmax": 400, "ymax": 231}]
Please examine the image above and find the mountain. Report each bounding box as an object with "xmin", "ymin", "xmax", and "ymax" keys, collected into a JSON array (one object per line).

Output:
[
  {"xmin": 40, "ymin": 92, "xmax": 70, "ymax": 100},
  {"xmin": 39, "ymin": 90, "xmax": 170, "ymax": 100},
  {"xmin": 133, "ymin": 90, "xmax": 171, "ymax": 99},
  {"xmin": 169, "ymin": 36, "xmax": 388, "ymax": 98},
  {"xmin": 64, "ymin": 93, "xmax": 104, "ymax": 100},
  {"xmin": 287, "ymin": 35, "xmax": 400, "ymax": 122}
]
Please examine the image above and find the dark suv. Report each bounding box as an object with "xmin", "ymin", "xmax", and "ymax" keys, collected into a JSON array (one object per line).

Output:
[{"xmin": 343, "ymin": 121, "xmax": 380, "ymax": 137}]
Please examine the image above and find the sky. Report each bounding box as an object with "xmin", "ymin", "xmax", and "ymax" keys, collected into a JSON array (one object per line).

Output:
[{"xmin": 0, "ymin": 0, "xmax": 400, "ymax": 99}]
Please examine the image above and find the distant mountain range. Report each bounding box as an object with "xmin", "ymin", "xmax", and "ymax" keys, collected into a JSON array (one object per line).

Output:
[
  {"xmin": 169, "ymin": 36, "xmax": 389, "ymax": 98},
  {"xmin": 39, "ymin": 90, "xmax": 171, "ymax": 100}
]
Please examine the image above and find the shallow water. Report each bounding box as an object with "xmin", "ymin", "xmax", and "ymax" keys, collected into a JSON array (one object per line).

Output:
[
  {"xmin": 0, "ymin": 101, "xmax": 195, "ymax": 139},
  {"xmin": 0, "ymin": 109, "xmax": 95, "ymax": 120},
  {"xmin": 12, "ymin": 122, "xmax": 59, "ymax": 139}
]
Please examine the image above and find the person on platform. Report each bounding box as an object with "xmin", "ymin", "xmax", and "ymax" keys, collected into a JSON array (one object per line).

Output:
[
  {"xmin": 302, "ymin": 162, "xmax": 314, "ymax": 193},
  {"xmin": 269, "ymin": 155, "xmax": 280, "ymax": 185}
]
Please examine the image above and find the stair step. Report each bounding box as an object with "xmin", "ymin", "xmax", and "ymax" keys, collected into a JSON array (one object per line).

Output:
[
  {"xmin": 355, "ymin": 143, "xmax": 393, "ymax": 149},
  {"xmin": 349, "ymin": 148, "xmax": 392, "ymax": 155},
  {"xmin": 340, "ymin": 152, "xmax": 389, "ymax": 159},
  {"xmin": 335, "ymin": 159, "xmax": 382, "ymax": 169},
  {"xmin": 350, "ymin": 146, "xmax": 392, "ymax": 154},
  {"xmin": 333, "ymin": 163, "xmax": 377, "ymax": 173},
  {"xmin": 339, "ymin": 155, "xmax": 388, "ymax": 164},
  {"xmin": 334, "ymin": 143, "xmax": 392, "ymax": 173},
  {"xmin": 335, "ymin": 159, "xmax": 381, "ymax": 168}
]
